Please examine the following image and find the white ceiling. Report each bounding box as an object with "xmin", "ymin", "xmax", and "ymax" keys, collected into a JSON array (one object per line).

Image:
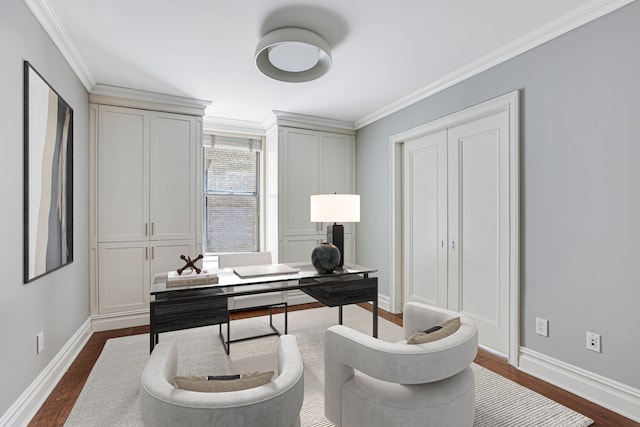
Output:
[{"xmin": 41, "ymin": 0, "xmax": 624, "ymax": 128}]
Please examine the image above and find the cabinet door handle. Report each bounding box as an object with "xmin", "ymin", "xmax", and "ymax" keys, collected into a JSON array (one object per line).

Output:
[
  {"xmin": 151, "ymin": 246, "xmax": 154, "ymax": 259},
  {"xmin": 151, "ymin": 222, "xmax": 154, "ymax": 236},
  {"xmin": 145, "ymin": 247, "xmax": 148, "ymax": 260},
  {"xmin": 441, "ymin": 240, "xmax": 445, "ymax": 248},
  {"xmin": 145, "ymin": 223, "xmax": 148, "ymax": 236},
  {"xmin": 451, "ymin": 240, "xmax": 456, "ymax": 249}
]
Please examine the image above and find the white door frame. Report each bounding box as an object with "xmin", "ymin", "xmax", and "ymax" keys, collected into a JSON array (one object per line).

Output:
[{"xmin": 388, "ymin": 90, "xmax": 520, "ymax": 366}]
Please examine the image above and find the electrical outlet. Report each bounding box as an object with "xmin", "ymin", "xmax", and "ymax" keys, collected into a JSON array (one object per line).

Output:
[
  {"xmin": 36, "ymin": 331, "xmax": 44, "ymax": 354},
  {"xmin": 586, "ymin": 331, "xmax": 601, "ymax": 353},
  {"xmin": 535, "ymin": 318, "xmax": 549, "ymax": 337}
]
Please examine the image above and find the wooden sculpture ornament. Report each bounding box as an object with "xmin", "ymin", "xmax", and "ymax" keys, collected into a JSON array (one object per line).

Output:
[{"xmin": 176, "ymin": 254, "xmax": 204, "ymax": 275}]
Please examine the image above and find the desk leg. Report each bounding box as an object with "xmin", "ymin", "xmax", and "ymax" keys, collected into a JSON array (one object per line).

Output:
[
  {"xmin": 150, "ymin": 306, "xmax": 155, "ymax": 353},
  {"xmin": 373, "ymin": 280, "xmax": 378, "ymax": 338},
  {"xmin": 373, "ymin": 299, "xmax": 378, "ymax": 338},
  {"xmin": 150, "ymin": 330, "xmax": 159, "ymax": 353}
]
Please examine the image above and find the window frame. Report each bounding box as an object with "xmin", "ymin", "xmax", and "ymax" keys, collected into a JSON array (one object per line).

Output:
[{"xmin": 201, "ymin": 133, "xmax": 265, "ymax": 256}]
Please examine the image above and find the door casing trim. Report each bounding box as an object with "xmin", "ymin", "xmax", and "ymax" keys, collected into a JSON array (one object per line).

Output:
[{"xmin": 387, "ymin": 90, "xmax": 520, "ymax": 365}]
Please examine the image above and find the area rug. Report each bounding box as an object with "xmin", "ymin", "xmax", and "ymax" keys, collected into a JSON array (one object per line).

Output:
[{"xmin": 65, "ymin": 305, "xmax": 593, "ymax": 426}]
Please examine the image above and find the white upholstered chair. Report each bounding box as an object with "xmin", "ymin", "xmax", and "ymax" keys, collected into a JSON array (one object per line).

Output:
[
  {"xmin": 218, "ymin": 252, "xmax": 288, "ymax": 353},
  {"xmin": 324, "ymin": 302, "xmax": 478, "ymax": 427},
  {"xmin": 140, "ymin": 335, "xmax": 304, "ymax": 427}
]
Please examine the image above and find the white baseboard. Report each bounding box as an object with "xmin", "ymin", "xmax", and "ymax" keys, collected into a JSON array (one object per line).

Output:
[
  {"xmin": 518, "ymin": 347, "xmax": 640, "ymax": 423},
  {"xmin": 91, "ymin": 310, "xmax": 150, "ymax": 332},
  {"xmin": 0, "ymin": 318, "xmax": 92, "ymax": 427},
  {"xmin": 377, "ymin": 293, "xmax": 391, "ymax": 312}
]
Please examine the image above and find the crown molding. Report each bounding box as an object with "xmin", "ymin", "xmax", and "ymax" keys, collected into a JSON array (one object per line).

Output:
[
  {"xmin": 90, "ymin": 84, "xmax": 211, "ymax": 116},
  {"xmin": 203, "ymin": 116, "xmax": 266, "ymax": 136},
  {"xmin": 355, "ymin": 0, "xmax": 636, "ymax": 129},
  {"xmin": 270, "ymin": 110, "xmax": 356, "ymax": 135},
  {"xmin": 23, "ymin": 0, "xmax": 95, "ymax": 91}
]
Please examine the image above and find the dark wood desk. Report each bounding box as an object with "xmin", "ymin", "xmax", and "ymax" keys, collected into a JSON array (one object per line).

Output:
[{"xmin": 149, "ymin": 262, "xmax": 378, "ymax": 353}]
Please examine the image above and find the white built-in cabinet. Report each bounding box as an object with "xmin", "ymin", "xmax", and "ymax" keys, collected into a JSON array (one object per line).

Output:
[
  {"xmin": 277, "ymin": 124, "xmax": 356, "ymax": 264},
  {"xmin": 89, "ymin": 88, "xmax": 207, "ymax": 329},
  {"xmin": 97, "ymin": 106, "xmax": 196, "ymax": 243},
  {"xmin": 97, "ymin": 240, "xmax": 195, "ymax": 314}
]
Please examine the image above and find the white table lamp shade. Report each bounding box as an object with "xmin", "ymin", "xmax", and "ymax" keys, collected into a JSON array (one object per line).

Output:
[{"xmin": 310, "ymin": 194, "xmax": 360, "ymax": 223}]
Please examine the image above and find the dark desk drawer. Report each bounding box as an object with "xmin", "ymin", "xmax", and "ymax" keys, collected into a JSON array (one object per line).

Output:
[
  {"xmin": 151, "ymin": 295, "xmax": 228, "ymax": 333},
  {"xmin": 300, "ymin": 276, "xmax": 377, "ymax": 306}
]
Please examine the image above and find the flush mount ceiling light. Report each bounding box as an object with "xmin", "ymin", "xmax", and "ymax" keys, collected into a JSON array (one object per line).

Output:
[{"xmin": 255, "ymin": 27, "xmax": 332, "ymax": 82}]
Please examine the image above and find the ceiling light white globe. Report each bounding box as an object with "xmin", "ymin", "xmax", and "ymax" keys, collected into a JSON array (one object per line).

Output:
[{"xmin": 268, "ymin": 42, "xmax": 320, "ymax": 72}]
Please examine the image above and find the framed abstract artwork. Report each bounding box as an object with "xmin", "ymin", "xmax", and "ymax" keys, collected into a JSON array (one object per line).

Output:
[{"xmin": 23, "ymin": 61, "xmax": 74, "ymax": 283}]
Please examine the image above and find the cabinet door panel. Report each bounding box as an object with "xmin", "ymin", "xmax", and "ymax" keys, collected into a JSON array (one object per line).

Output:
[
  {"xmin": 150, "ymin": 113, "xmax": 195, "ymax": 240},
  {"xmin": 343, "ymin": 235, "xmax": 356, "ymax": 264},
  {"xmin": 150, "ymin": 240, "xmax": 196, "ymax": 278},
  {"xmin": 281, "ymin": 129, "xmax": 319, "ymax": 235},
  {"xmin": 98, "ymin": 242, "xmax": 149, "ymax": 313},
  {"xmin": 98, "ymin": 106, "xmax": 150, "ymax": 242},
  {"xmin": 320, "ymin": 132, "xmax": 353, "ymax": 193},
  {"xmin": 282, "ymin": 235, "xmax": 354, "ymax": 264},
  {"xmin": 320, "ymin": 133, "xmax": 355, "ymax": 233},
  {"xmin": 283, "ymin": 235, "xmax": 322, "ymax": 263}
]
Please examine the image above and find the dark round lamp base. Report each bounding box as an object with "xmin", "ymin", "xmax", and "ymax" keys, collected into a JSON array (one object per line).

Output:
[{"xmin": 311, "ymin": 243, "xmax": 340, "ymax": 274}]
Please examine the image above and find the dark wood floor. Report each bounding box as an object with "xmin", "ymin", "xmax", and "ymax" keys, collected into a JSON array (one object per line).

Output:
[{"xmin": 29, "ymin": 303, "xmax": 639, "ymax": 426}]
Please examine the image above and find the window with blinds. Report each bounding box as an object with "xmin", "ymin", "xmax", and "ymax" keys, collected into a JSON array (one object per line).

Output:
[{"xmin": 203, "ymin": 134, "xmax": 261, "ymax": 253}]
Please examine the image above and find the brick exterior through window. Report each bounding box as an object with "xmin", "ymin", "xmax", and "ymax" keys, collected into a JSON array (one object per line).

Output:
[{"xmin": 204, "ymin": 143, "xmax": 259, "ymax": 253}]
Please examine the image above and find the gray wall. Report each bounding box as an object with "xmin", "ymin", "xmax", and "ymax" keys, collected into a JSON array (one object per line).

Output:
[
  {"xmin": 356, "ymin": 1, "xmax": 640, "ymax": 389},
  {"xmin": 0, "ymin": 0, "xmax": 89, "ymax": 417}
]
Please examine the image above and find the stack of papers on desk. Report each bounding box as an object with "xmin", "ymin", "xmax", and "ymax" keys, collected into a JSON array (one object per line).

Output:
[
  {"xmin": 233, "ymin": 264, "xmax": 299, "ymax": 278},
  {"xmin": 166, "ymin": 270, "xmax": 219, "ymax": 287}
]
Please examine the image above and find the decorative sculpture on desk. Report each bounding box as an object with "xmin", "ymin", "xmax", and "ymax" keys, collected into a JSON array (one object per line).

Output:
[{"xmin": 176, "ymin": 254, "xmax": 204, "ymax": 275}]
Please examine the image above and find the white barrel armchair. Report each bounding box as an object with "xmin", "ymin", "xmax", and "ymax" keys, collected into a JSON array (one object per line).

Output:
[
  {"xmin": 140, "ymin": 335, "xmax": 304, "ymax": 427},
  {"xmin": 324, "ymin": 302, "xmax": 478, "ymax": 427}
]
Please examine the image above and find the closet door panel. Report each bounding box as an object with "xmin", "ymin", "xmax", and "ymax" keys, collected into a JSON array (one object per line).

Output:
[
  {"xmin": 150, "ymin": 240, "xmax": 196, "ymax": 279},
  {"xmin": 281, "ymin": 129, "xmax": 319, "ymax": 235},
  {"xmin": 402, "ymin": 131, "xmax": 448, "ymax": 307},
  {"xmin": 448, "ymin": 110, "xmax": 510, "ymax": 354},
  {"xmin": 98, "ymin": 106, "xmax": 150, "ymax": 242},
  {"xmin": 283, "ymin": 235, "xmax": 322, "ymax": 263},
  {"xmin": 320, "ymin": 132, "xmax": 355, "ymax": 233},
  {"xmin": 320, "ymin": 133, "xmax": 353, "ymax": 192},
  {"xmin": 149, "ymin": 113, "xmax": 195, "ymax": 240},
  {"xmin": 98, "ymin": 242, "xmax": 149, "ymax": 313}
]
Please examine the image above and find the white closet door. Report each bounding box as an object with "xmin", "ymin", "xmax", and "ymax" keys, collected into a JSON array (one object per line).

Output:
[
  {"xmin": 282, "ymin": 235, "xmax": 323, "ymax": 262},
  {"xmin": 320, "ymin": 132, "xmax": 355, "ymax": 234},
  {"xmin": 281, "ymin": 129, "xmax": 319, "ymax": 235},
  {"xmin": 149, "ymin": 112, "xmax": 195, "ymax": 240},
  {"xmin": 98, "ymin": 242, "xmax": 149, "ymax": 313},
  {"xmin": 98, "ymin": 106, "xmax": 150, "ymax": 242},
  {"xmin": 402, "ymin": 130, "xmax": 448, "ymax": 307},
  {"xmin": 448, "ymin": 110, "xmax": 510, "ymax": 354},
  {"xmin": 150, "ymin": 240, "xmax": 196, "ymax": 279}
]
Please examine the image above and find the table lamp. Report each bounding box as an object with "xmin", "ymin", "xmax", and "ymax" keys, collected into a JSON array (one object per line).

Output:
[{"xmin": 310, "ymin": 194, "xmax": 360, "ymax": 267}]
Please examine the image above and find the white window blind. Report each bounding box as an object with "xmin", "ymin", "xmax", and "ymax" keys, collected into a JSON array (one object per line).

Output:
[{"xmin": 203, "ymin": 134, "xmax": 262, "ymax": 253}]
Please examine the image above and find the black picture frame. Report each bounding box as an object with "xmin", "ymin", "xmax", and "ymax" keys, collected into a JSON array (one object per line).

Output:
[{"xmin": 23, "ymin": 61, "xmax": 74, "ymax": 283}]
